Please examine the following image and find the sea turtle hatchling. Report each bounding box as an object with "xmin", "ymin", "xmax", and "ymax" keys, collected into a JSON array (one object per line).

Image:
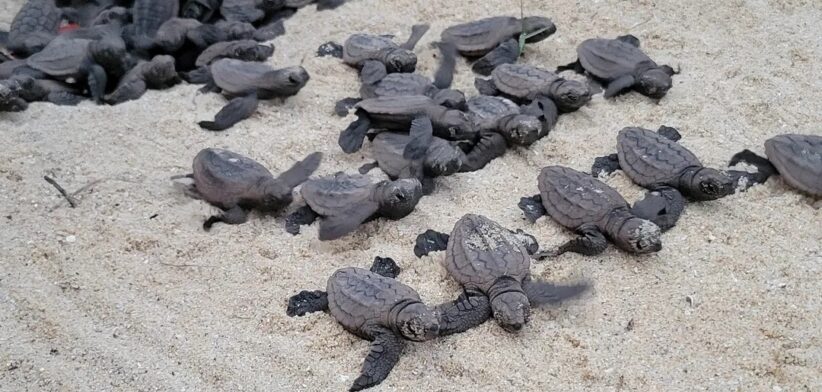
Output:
[
  {"xmin": 286, "ymin": 267, "xmax": 439, "ymax": 391},
  {"xmin": 440, "ymin": 16, "xmax": 556, "ymax": 76},
  {"xmin": 126, "ymin": 0, "xmax": 179, "ymax": 52},
  {"xmin": 338, "ymin": 95, "xmax": 476, "ymax": 156},
  {"xmin": 557, "ymin": 34, "xmax": 677, "ymax": 99},
  {"xmin": 174, "ymin": 148, "xmax": 322, "ymax": 230},
  {"xmin": 285, "ymin": 172, "xmax": 423, "ymax": 240},
  {"xmin": 181, "ymin": 0, "xmax": 221, "ymax": 22},
  {"xmin": 475, "ymin": 63, "xmax": 592, "ymax": 112},
  {"xmin": 730, "ymin": 134, "xmax": 822, "ymax": 197},
  {"xmin": 105, "ymin": 55, "xmax": 178, "ymax": 104},
  {"xmin": 7, "ymin": 0, "xmax": 67, "ymax": 56},
  {"xmin": 194, "ymin": 39, "xmax": 274, "ymax": 67},
  {"xmin": 194, "ymin": 58, "xmax": 310, "ymax": 131},
  {"xmin": 519, "ymin": 166, "xmax": 663, "ymax": 257},
  {"xmin": 411, "ymin": 214, "xmax": 589, "ymax": 334},
  {"xmin": 466, "ymin": 95, "xmax": 544, "ymax": 146},
  {"xmin": 338, "ymin": 24, "xmax": 430, "ymax": 73},
  {"xmin": 591, "ymin": 126, "xmax": 739, "ymax": 231}
]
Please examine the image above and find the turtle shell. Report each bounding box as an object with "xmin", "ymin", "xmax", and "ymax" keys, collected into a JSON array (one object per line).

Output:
[
  {"xmin": 466, "ymin": 95, "xmax": 519, "ymax": 131},
  {"xmin": 538, "ymin": 166, "xmax": 628, "ymax": 230},
  {"xmin": 155, "ymin": 18, "xmax": 201, "ymax": 52},
  {"xmin": 300, "ymin": 172, "xmax": 377, "ymax": 217},
  {"xmin": 765, "ymin": 134, "xmax": 822, "ymax": 196},
  {"xmin": 440, "ymin": 16, "xmax": 521, "ymax": 56},
  {"xmin": 617, "ymin": 127, "xmax": 702, "ymax": 188},
  {"xmin": 9, "ymin": 0, "xmax": 62, "ymax": 42},
  {"xmin": 444, "ymin": 214, "xmax": 530, "ymax": 292},
  {"xmin": 577, "ymin": 38, "xmax": 653, "ymax": 81},
  {"xmin": 492, "ymin": 63, "xmax": 560, "ymax": 99},
  {"xmin": 26, "ymin": 38, "xmax": 90, "ymax": 77},
  {"xmin": 372, "ymin": 132, "xmax": 461, "ymax": 178},
  {"xmin": 356, "ymin": 95, "xmax": 436, "ymax": 116},
  {"xmin": 327, "ymin": 267, "xmax": 421, "ymax": 337},
  {"xmin": 192, "ymin": 148, "xmax": 273, "ymax": 207},
  {"xmin": 181, "ymin": 0, "xmax": 220, "ymax": 21},
  {"xmin": 210, "ymin": 58, "xmax": 269, "ymax": 94},
  {"xmin": 343, "ymin": 34, "xmax": 397, "ymax": 65},
  {"xmin": 365, "ymin": 73, "xmax": 435, "ymax": 99},
  {"xmin": 220, "ymin": 0, "xmax": 264, "ymax": 23},
  {"xmin": 132, "ymin": 0, "xmax": 179, "ymax": 37}
]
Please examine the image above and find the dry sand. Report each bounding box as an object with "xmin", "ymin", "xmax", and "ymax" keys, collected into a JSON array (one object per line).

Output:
[{"xmin": 1, "ymin": 0, "xmax": 821, "ymax": 391}]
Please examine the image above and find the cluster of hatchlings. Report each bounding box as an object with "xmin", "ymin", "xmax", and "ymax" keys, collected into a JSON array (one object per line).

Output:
[{"xmin": 4, "ymin": 4, "xmax": 819, "ymax": 391}]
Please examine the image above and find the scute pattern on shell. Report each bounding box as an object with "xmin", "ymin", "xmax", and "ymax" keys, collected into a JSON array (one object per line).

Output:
[
  {"xmin": 192, "ymin": 148, "xmax": 272, "ymax": 205},
  {"xmin": 327, "ymin": 267, "xmax": 421, "ymax": 336},
  {"xmin": 132, "ymin": 0, "xmax": 180, "ymax": 37},
  {"xmin": 467, "ymin": 95, "xmax": 519, "ymax": 131},
  {"xmin": 445, "ymin": 214, "xmax": 530, "ymax": 292},
  {"xmin": 343, "ymin": 34, "xmax": 396, "ymax": 64},
  {"xmin": 26, "ymin": 38, "xmax": 91, "ymax": 76},
  {"xmin": 577, "ymin": 38, "xmax": 653, "ymax": 81},
  {"xmin": 9, "ymin": 0, "xmax": 61, "ymax": 42},
  {"xmin": 765, "ymin": 134, "xmax": 822, "ymax": 196},
  {"xmin": 300, "ymin": 173, "xmax": 375, "ymax": 217},
  {"xmin": 492, "ymin": 64, "xmax": 560, "ymax": 98},
  {"xmin": 356, "ymin": 95, "xmax": 435, "ymax": 115},
  {"xmin": 440, "ymin": 16, "xmax": 518, "ymax": 55},
  {"xmin": 370, "ymin": 73, "xmax": 434, "ymax": 98},
  {"xmin": 211, "ymin": 58, "xmax": 270, "ymax": 93},
  {"xmin": 617, "ymin": 127, "xmax": 702, "ymax": 187},
  {"xmin": 538, "ymin": 166, "xmax": 628, "ymax": 229}
]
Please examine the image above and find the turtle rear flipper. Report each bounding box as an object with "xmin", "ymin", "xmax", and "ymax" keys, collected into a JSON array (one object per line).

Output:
[
  {"xmin": 434, "ymin": 290, "xmax": 492, "ymax": 336},
  {"xmin": 350, "ymin": 327, "xmax": 405, "ymax": 392},
  {"xmin": 318, "ymin": 202, "xmax": 379, "ymax": 241},
  {"xmin": 199, "ymin": 93, "xmax": 259, "ymax": 131},
  {"xmin": 522, "ymin": 278, "xmax": 590, "ymax": 306},
  {"xmin": 275, "ymin": 151, "xmax": 323, "ymax": 190},
  {"xmin": 471, "ymin": 38, "xmax": 518, "ymax": 76},
  {"xmin": 403, "ymin": 115, "xmax": 434, "ymax": 160}
]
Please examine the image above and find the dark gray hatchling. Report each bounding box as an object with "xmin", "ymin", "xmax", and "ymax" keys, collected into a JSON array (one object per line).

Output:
[
  {"xmin": 286, "ymin": 267, "xmax": 439, "ymax": 391},
  {"xmin": 339, "ymin": 95, "xmax": 476, "ymax": 156},
  {"xmin": 519, "ymin": 166, "xmax": 663, "ymax": 257},
  {"xmin": 194, "ymin": 58, "xmax": 310, "ymax": 131},
  {"xmin": 340, "ymin": 24, "xmax": 429, "ymax": 73},
  {"xmin": 466, "ymin": 95, "xmax": 544, "ymax": 146},
  {"xmin": 419, "ymin": 214, "xmax": 589, "ymax": 334},
  {"xmin": 154, "ymin": 18, "xmax": 218, "ymax": 53},
  {"xmin": 592, "ymin": 126, "xmax": 738, "ymax": 231},
  {"xmin": 126, "ymin": 0, "xmax": 179, "ymax": 52},
  {"xmin": 286, "ymin": 172, "xmax": 423, "ymax": 241},
  {"xmin": 0, "ymin": 77, "xmax": 30, "ymax": 112},
  {"xmin": 440, "ymin": 16, "xmax": 556, "ymax": 76},
  {"xmin": 219, "ymin": 0, "xmax": 279, "ymax": 24},
  {"xmin": 7, "ymin": 0, "xmax": 66, "ymax": 56},
  {"xmin": 195, "ymin": 40, "xmax": 274, "ymax": 67},
  {"xmin": 105, "ymin": 55, "xmax": 178, "ymax": 104},
  {"xmin": 558, "ymin": 34, "xmax": 677, "ymax": 99},
  {"xmin": 24, "ymin": 36, "xmax": 127, "ymax": 103},
  {"xmin": 730, "ymin": 134, "xmax": 822, "ymax": 197},
  {"xmin": 348, "ymin": 60, "xmax": 465, "ymax": 112},
  {"xmin": 181, "ymin": 0, "xmax": 221, "ymax": 22},
  {"xmin": 476, "ymin": 63, "xmax": 592, "ymax": 112},
  {"xmin": 174, "ymin": 148, "xmax": 322, "ymax": 230}
]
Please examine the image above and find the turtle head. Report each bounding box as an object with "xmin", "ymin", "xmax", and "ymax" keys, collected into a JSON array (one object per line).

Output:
[
  {"xmin": 637, "ymin": 67, "xmax": 673, "ymax": 99},
  {"xmin": 396, "ymin": 302, "xmax": 439, "ymax": 341},
  {"xmin": 520, "ymin": 17, "xmax": 556, "ymax": 43},
  {"xmin": 489, "ymin": 280, "xmax": 531, "ymax": 333},
  {"xmin": 261, "ymin": 66, "xmax": 310, "ymax": 97},
  {"xmin": 89, "ymin": 38, "xmax": 127, "ymax": 71},
  {"xmin": 686, "ymin": 167, "xmax": 736, "ymax": 201},
  {"xmin": 440, "ymin": 110, "xmax": 475, "ymax": 140},
  {"xmin": 235, "ymin": 44, "xmax": 275, "ymax": 62},
  {"xmin": 549, "ymin": 79, "xmax": 592, "ymax": 111},
  {"xmin": 144, "ymin": 55, "xmax": 177, "ymax": 86},
  {"xmin": 376, "ymin": 178, "xmax": 423, "ymax": 219},
  {"xmin": 500, "ymin": 114, "xmax": 541, "ymax": 146},
  {"xmin": 383, "ymin": 48, "xmax": 417, "ymax": 73},
  {"xmin": 614, "ymin": 218, "xmax": 662, "ymax": 254},
  {"xmin": 258, "ymin": 0, "xmax": 286, "ymax": 12}
]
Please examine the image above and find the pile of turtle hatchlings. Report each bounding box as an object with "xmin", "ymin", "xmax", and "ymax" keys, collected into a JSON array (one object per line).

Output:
[{"xmin": 6, "ymin": 4, "xmax": 821, "ymax": 391}]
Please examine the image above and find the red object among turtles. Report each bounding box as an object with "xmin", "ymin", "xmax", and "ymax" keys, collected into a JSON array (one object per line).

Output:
[{"xmin": 59, "ymin": 23, "xmax": 80, "ymax": 34}]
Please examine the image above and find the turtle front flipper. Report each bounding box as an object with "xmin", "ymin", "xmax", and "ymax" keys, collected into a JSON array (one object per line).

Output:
[
  {"xmin": 603, "ymin": 74, "xmax": 636, "ymax": 98},
  {"xmin": 203, "ymin": 205, "xmax": 249, "ymax": 230},
  {"xmin": 518, "ymin": 194, "xmax": 546, "ymax": 223},
  {"xmin": 105, "ymin": 79, "xmax": 148, "ymax": 105},
  {"xmin": 434, "ymin": 290, "xmax": 492, "ymax": 336},
  {"xmin": 403, "ymin": 115, "xmax": 434, "ymax": 160},
  {"xmin": 399, "ymin": 24, "xmax": 430, "ymax": 51},
  {"xmin": 522, "ymin": 278, "xmax": 590, "ymax": 306},
  {"xmin": 591, "ymin": 153, "xmax": 621, "ymax": 177},
  {"xmin": 413, "ymin": 229, "xmax": 450, "ymax": 257},
  {"xmin": 631, "ymin": 187, "xmax": 685, "ymax": 232},
  {"xmin": 339, "ymin": 111, "xmax": 372, "ymax": 153},
  {"xmin": 318, "ymin": 202, "xmax": 379, "ymax": 241},
  {"xmin": 521, "ymin": 97, "xmax": 558, "ymax": 137},
  {"xmin": 85, "ymin": 62, "xmax": 108, "ymax": 104},
  {"xmin": 285, "ymin": 205, "xmax": 319, "ymax": 235},
  {"xmin": 334, "ymin": 97, "xmax": 362, "ymax": 117},
  {"xmin": 657, "ymin": 125, "xmax": 682, "ymax": 141},
  {"xmin": 433, "ymin": 42, "xmax": 458, "ymax": 89},
  {"xmin": 286, "ymin": 290, "xmax": 329, "ymax": 317},
  {"xmin": 199, "ymin": 93, "xmax": 259, "ymax": 131},
  {"xmin": 458, "ymin": 131, "xmax": 507, "ymax": 172},
  {"xmin": 616, "ymin": 34, "xmax": 641, "ymax": 47},
  {"xmin": 275, "ymin": 151, "xmax": 323, "ymax": 190},
  {"xmin": 471, "ymin": 39, "xmax": 518, "ymax": 76},
  {"xmin": 727, "ymin": 149, "xmax": 778, "ymax": 190},
  {"xmin": 350, "ymin": 327, "xmax": 406, "ymax": 392},
  {"xmin": 536, "ymin": 223, "xmax": 607, "ymax": 258},
  {"xmin": 474, "ymin": 78, "xmax": 499, "ymax": 96},
  {"xmin": 556, "ymin": 58, "xmax": 585, "ymax": 75},
  {"xmin": 360, "ymin": 60, "xmax": 387, "ymax": 85}
]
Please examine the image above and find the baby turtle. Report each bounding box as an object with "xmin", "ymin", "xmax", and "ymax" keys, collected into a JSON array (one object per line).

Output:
[
  {"xmin": 286, "ymin": 172, "xmax": 423, "ymax": 240},
  {"xmin": 558, "ymin": 34, "xmax": 677, "ymax": 99},
  {"xmin": 440, "ymin": 16, "xmax": 556, "ymax": 76},
  {"xmin": 105, "ymin": 55, "xmax": 178, "ymax": 104},
  {"xmin": 127, "ymin": 0, "xmax": 179, "ymax": 52},
  {"xmin": 341, "ymin": 24, "xmax": 429, "ymax": 73},
  {"xmin": 476, "ymin": 63, "xmax": 591, "ymax": 112},
  {"xmin": 339, "ymin": 95, "xmax": 475, "ymax": 155},
  {"xmin": 286, "ymin": 267, "xmax": 439, "ymax": 391},
  {"xmin": 181, "ymin": 0, "xmax": 221, "ymax": 22},
  {"xmin": 466, "ymin": 95, "xmax": 543, "ymax": 146},
  {"xmin": 418, "ymin": 214, "xmax": 589, "ymax": 334},
  {"xmin": 519, "ymin": 166, "xmax": 663, "ymax": 257},
  {"xmin": 592, "ymin": 127, "xmax": 737, "ymax": 231},
  {"xmin": 196, "ymin": 58, "xmax": 310, "ymax": 131},
  {"xmin": 730, "ymin": 134, "xmax": 822, "ymax": 197},
  {"xmin": 195, "ymin": 40, "xmax": 274, "ymax": 67},
  {"xmin": 0, "ymin": 77, "xmax": 30, "ymax": 112},
  {"xmin": 175, "ymin": 148, "xmax": 322, "ymax": 230},
  {"xmin": 220, "ymin": 0, "xmax": 268, "ymax": 23},
  {"xmin": 8, "ymin": 0, "xmax": 66, "ymax": 56},
  {"xmin": 154, "ymin": 18, "xmax": 222, "ymax": 53},
  {"xmin": 25, "ymin": 36, "xmax": 126, "ymax": 103}
]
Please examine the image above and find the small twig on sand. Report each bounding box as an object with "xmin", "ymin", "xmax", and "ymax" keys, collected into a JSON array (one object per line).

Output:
[
  {"xmin": 159, "ymin": 262, "xmax": 215, "ymax": 268},
  {"xmin": 630, "ymin": 16, "xmax": 653, "ymax": 30},
  {"xmin": 44, "ymin": 176, "xmax": 78, "ymax": 208},
  {"xmin": 49, "ymin": 178, "xmax": 106, "ymax": 211}
]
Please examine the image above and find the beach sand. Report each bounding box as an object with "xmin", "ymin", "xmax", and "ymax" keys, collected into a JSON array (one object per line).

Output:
[{"xmin": 1, "ymin": 0, "xmax": 820, "ymax": 391}]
